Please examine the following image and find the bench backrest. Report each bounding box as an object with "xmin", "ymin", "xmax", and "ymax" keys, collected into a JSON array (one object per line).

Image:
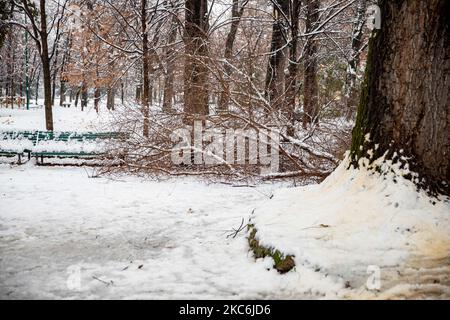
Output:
[{"xmin": 1, "ymin": 131, "xmax": 127, "ymax": 144}]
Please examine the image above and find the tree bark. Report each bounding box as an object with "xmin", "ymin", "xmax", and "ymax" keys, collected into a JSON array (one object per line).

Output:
[
  {"xmin": 39, "ymin": 0, "xmax": 54, "ymax": 130},
  {"xmin": 183, "ymin": 0, "xmax": 209, "ymax": 120},
  {"xmin": 302, "ymin": 0, "xmax": 319, "ymax": 128},
  {"xmin": 350, "ymin": 0, "xmax": 450, "ymax": 194},
  {"xmin": 264, "ymin": 0, "xmax": 289, "ymax": 114},
  {"xmin": 285, "ymin": 0, "xmax": 301, "ymax": 136}
]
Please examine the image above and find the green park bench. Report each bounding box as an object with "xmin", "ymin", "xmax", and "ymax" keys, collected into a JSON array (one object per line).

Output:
[
  {"xmin": 0, "ymin": 130, "xmax": 127, "ymax": 164},
  {"xmin": 0, "ymin": 131, "xmax": 35, "ymax": 164}
]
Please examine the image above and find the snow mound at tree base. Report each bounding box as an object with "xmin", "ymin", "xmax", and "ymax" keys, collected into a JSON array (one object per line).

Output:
[{"xmin": 252, "ymin": 156, "xmax": 450, "ymax": 298}]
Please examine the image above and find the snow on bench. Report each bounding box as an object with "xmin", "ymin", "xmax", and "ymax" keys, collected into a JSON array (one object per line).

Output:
[{"xmin": 0, "ymin": 130, "xmax": 124, "ymax": 164}]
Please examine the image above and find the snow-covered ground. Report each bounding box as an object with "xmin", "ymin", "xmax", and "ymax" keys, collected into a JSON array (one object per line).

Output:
[
  {"xmin": 0, "ymin": 106, "xmax": 340, "ymax": 299},
  {"xmin": 253, "ymin": 156, "xmax": 450, "ymax": 299},
  {"xmin": 1, "ymin": 106, "xmax": 449, "ymax": 299},
  {"xmin": 0, "ymin": 100, "xmax": 113, "ymax": 132},
  {"xmin": 1, "ymin": 164, "xmax": 324, "ymax": 299}
]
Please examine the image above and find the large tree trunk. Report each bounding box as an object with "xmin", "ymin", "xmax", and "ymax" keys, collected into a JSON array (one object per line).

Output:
[
  {"xmin": 302, "ymin": 0, "xmax": 319, "ymax": 128},
  {"xmin": 217, "ymin": 0, "xmax": 246, "ymax": 113},
  {"xmin": 264, "ymin": 0, "xmax": 289, "ymax": 114},
  {"xmin": 350, "ymin": 0, "xmax": 450, "ymax": 194},
  {"xmin": 39, "ymin": 0, "xmax": 54, "ymax": 131},
  {"xmin": 183, "ymin": 0, "xmax": 209, "ymax": 120},
  {"xmin": 141, "ymin": 0, "xmax": 150, "ymax": 137},
  {"xmin": 285, "ymin": 0, "xmax": 301, "ymax": 136}
]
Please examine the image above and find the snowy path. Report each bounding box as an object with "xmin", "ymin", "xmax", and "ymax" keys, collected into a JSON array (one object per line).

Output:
[{"xmin": 0, "ymin": 165, "xmax": 332, "ymax": 299}]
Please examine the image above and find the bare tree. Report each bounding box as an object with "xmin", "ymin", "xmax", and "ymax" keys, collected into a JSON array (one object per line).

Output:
[
  {"xmin": 183, "ymin": 0, "xmax": 209, "ymax": 119},
  {"xmin": 284, "ymin": 0, "xmax": 301, "ymax": 136},
  {"xmin": 302, "ymin": 0, "xmax": 319, "ymax": 128},
  {"xmin": 9, "ymin": 0, "xmax": 68, "ymax": 130},
  {"xmin": 162, "ymin": 1, "xmax": 179, "ymax": 113},
  {"xmin": 217, "ymin": 0, "xmax": 247, "ymax": 113},
  {"xmin": 264, "ymin": 0, "xmax": 289, "ymax": 114}
]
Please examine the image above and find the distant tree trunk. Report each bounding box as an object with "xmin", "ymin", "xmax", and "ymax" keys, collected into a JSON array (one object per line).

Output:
[
  {"xmin": 162, "ymin": 13, "xmax": 178, "ymax": 113},
  {"xmin": 94, "ymin": 67, "xmax": 100, "ymax": 113},
  {"xmin": 9, "ymin": 32, "xmax": 14, "ymax": 109},
  {"xmin": 69, "ymin": 86, "xmax": 74, "ymax": 101},
  {"xmin": 80, "ymin": 82, "xmax": 87, "ymax": 111},
  {"xmin": 51, "ymin": 38, "xmax": 59, "ymax": 106},
  {"xmin": 302, "ymin": 0, "xmax": 319, "ymax": 128},
  {"xmin": 350, "ymin": 0, "xmax": 450, "ymax": 194},
  {"xmin": 136, "ymin": 85, "xmax": 142, "ymax": 104},
  {"xmin": 59, "ymin": 33, "xmax": 71, "ymax": 106},
  {"xmin": 183, "ymin": 0, "xmax": 209, "ymax": 120},
  {"xmin": 149, "ymin": 78, "xmax": 153, "ymax": 106},
  {"xmin": 9, "ymin": 75, "xmax": 14, "ymax": 109},
  {"xmin": 264, "ymin": 0, "xmax": 289, "ymax": 114},
  {"xmin": 158, "ymin": 77, "xmax": 164, "ymax": 105},
  {"xmin": 121, "ymin": 82, "xmax": 124, "ymax": 104},
  {"xmin": 94, "ymin": 86, "xmax": 100, "ymax": 113},
  {"xmin": 217, "ymin": 0, "xmax": 246, "ymax": 113},
  {"xmin": 39, "ymin": 0, "xmax": 54, "ymax": 130},
  {"xmin": 74, "ymin": 87, "xmax": 80, "ymax": 108},
  {"xmin": 60, "ymin": 80, "xmax": 66, "ymax": 105},
  {"xmin": 141, "ymin": 0, "xmax": 150, "ymax": 137},
  {"xmin": 344, "ymin": 0, "xmax": 367, "ymax": 120},
  {"xmin": 106, "ymin": 87, "xmax": 115, "ymax": 110},
  {"xmin": 35, "ymin": 69, "xmax": 40, "ymax": 104},
  {"xmin": 285, "ymin": 0, "xmax": 301, "ymax": 136},
  {"xmin": 0, "ymin": 1, "xmax": 11, "ymax": 48}
]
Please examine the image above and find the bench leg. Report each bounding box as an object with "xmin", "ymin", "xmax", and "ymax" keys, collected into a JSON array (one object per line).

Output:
[{"xmin": 18, "ymin": 154, "xmax": 21, "ymax": 165}]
